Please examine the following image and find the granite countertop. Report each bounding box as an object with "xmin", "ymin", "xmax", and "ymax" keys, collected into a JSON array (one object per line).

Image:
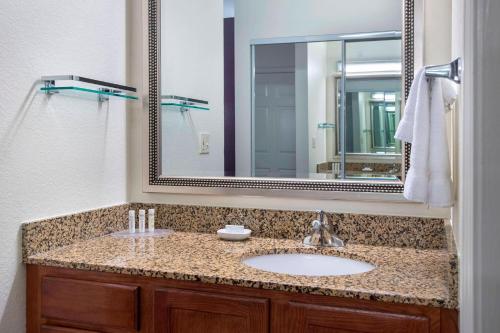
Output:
[{"xmin": 25, "ymin": 231, "xmax": 457, "ymax": 309}]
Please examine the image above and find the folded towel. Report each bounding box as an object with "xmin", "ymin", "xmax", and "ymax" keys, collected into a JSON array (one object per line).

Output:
[{"xmin": 395, "ymin": 68, "xmax": 458, "ymax": 207}]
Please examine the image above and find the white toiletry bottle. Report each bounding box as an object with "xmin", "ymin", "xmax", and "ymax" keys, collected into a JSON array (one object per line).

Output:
[
  {"xmin": 148, "ymin": 209, "xmax": 155, "ymax": 232},
  {"xmin": 128, "ymin": 210, "xmax": 136, "ymax": 233},
  {"xmin": 139, "ymin": 209, "xmax": 146, "ymax": 233}
]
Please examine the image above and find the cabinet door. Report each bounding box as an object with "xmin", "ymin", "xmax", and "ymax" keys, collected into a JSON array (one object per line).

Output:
[
  {"xmin": 285, "ymin": 302, "xmax": 430, "ymax": 333},
  {"xmin": 41, "ymin": 277, "xmax": 139, "ymax": 331},
  {"xmin": 154, "ymin": 288, "xmax": 269, "ymax": 333}
]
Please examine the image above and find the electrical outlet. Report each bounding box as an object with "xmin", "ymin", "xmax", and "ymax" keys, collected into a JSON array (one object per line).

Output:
[
  {"xmin": 199, "ymin": 133, "xmax": 209, "ymax": 154},
  {"xmin": 312, "ymin": 137, "xmax": 317, "ymax": 149}
]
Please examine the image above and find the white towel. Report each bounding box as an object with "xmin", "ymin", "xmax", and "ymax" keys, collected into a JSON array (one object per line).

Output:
[{"xmin": 395, "ymin": 68, "xmax": 458, "ymax": 207}]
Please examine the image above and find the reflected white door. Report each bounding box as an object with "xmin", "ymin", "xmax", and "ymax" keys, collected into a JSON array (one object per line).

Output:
[{"xmin": 254, "ymin": 72, "xmax": 296, "ymax": 178}]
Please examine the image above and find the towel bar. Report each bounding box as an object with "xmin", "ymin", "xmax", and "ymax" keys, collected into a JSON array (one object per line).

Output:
[{"xmin": 425, "ymin": 58, "xmax": 462, "ymax": 83}]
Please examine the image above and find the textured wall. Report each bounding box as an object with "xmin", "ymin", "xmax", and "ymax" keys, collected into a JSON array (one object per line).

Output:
[
  {"xmin": 160, "ymin": 0, "xmax": 225, "ymax": 177},
  {"xmin": 0, "ymin": 1, "xmax": 128, "ymax": 331}
]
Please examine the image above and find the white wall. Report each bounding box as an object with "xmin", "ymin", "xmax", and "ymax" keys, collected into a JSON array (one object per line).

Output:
[
  {"xmin": 224, "ymin": 0, "xmax": 235, "ymax": 18},
  {"xmin": 295, "ymin": 44, "xmax": 310, "ymax": 178},
  {"xmin": 0, "ymin": 1, "xmax": 128, "ymax": 331},
  {"xmin": 424, "ymin": 1, "xmax": 452, "ymax": 65},
  {"xmin": 307, "ymin": 43, "xmax": 329, "ymax": 173},
  {"xmin": 161, "ymin": 0, "xmax": 224, "ymax": 177}
]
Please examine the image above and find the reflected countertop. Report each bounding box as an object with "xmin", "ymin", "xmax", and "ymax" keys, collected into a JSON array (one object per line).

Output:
[{"xmin": 25, "ymin": 231, "xmax": 457, "ymax": 309}]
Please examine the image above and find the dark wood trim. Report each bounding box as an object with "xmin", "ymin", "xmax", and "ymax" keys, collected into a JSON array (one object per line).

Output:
[{"xmin": 27, "ymin": 264, "xmax": 42, "ymax": 333}]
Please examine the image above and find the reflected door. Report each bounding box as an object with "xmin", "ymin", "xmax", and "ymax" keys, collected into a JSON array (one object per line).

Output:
[{"xmin": 254, "ymin": 73, "xmax": 296, "ymax": 178}]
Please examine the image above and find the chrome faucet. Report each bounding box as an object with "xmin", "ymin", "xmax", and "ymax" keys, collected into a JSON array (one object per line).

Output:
[{"xmin": 304, "ymin": 210, "xmax": 344, "ymax": 247}]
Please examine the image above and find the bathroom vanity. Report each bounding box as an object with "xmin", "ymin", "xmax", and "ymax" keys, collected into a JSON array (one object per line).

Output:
[{"xmin": 24, "ymin": 223, "xmax": 458, "ymax": 333}]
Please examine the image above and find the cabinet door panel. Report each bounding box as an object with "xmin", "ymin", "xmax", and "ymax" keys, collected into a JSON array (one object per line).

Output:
[
  {"xmin": 286, "ymin": 302, "xmax": 430, "ymax": 333},
  {"xmin": 41, "ymin": 277, "xmax": 139, "ymax": 331},
  {"xmin": 155, "ymin": 288, "xmax": 269, "ymax": 333}
]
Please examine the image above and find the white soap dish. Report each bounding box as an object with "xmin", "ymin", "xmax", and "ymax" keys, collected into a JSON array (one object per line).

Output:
[{"xmin": 217, "ymin": 225, "xmax": 252, "ymax": 241}]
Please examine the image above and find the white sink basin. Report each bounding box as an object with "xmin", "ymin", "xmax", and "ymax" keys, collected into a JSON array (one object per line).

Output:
[{"xmin": 242, "ymin": 253, "xmax": 375, "ymax": 277}]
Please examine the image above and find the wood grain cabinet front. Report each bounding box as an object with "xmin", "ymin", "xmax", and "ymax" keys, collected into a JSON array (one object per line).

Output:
[
  {"xmin": 41, "ymin": 277, "xmax": 139, "ymax": 332},
  {"xmin": 27, "ymin": 265, "xmax": 457, "ymax": 333},
  {"xmin": 282, "ymin": 301, "xmax": 431, "ymax": 333},
  {"xmin": 154, "ymin": 288, "xmax": 270, "ymax": 333}
]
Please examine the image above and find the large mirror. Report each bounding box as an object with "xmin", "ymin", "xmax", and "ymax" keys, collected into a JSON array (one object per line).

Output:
[{"xmin": 148, "ymin": 0, "xmax": 414, "ymax": 193}]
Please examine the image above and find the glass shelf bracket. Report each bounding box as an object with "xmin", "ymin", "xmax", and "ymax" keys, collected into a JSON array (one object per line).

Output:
[
  {"xmin": 161, "ymin": 95, "xmax": 210, "ymax": 112},
  {"xmin": 41, "ymin": 75, "xmax": 138, "ymax": 101}
]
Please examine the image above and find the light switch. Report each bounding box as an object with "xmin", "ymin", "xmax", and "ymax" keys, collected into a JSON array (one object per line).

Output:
[{"xmin": 199, "ymin": 133, "xmax": 210, "ymax": 154}]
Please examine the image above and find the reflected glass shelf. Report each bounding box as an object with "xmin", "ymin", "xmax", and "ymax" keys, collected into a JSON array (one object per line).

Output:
[
  {"xmin": 161, "ymin": 102, "xmax": 210, "ymax": 111},
  {"xmin": 318, "ymin": 123, "xmax": 336, "ymax": 129},
  {"xmin": 344, "ymin": 175, "xmax": 400, "ymax": 181},
  {"xmin": 40, "ymin": 86, "xmax": 139, "ymax": 100}
]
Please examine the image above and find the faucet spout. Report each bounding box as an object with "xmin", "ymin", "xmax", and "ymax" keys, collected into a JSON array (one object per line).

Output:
[{"xmin": 303, "ymin": 210, "xmax": 344, "ymax": 247}]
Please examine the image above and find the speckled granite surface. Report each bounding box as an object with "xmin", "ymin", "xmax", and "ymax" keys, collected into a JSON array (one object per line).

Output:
[
  {"xmin": 22, "ymin": 204, "xmax": 130, "ymax": 261},
  {"xmin": 22, "ymin": 204, "xmax": 457, "ymax": 309},
  {"xmin": 25, "ymin": 231, "xmax": 458, "ymax": 309},
  {"xmin": 444, "ymin": 221, "xmax": 459, "ymax": 305},
  {"xmin": 22, "ymin": 204, "xmax": 447, "ymax": 261},
  {"xmin": 130, "ymin": 203, "xmax": 447, "ymax": 249}
]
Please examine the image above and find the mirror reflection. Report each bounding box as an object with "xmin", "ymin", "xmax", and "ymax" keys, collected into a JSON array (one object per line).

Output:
[{"xmin": 160, "ymin": 0, "xmax": 403, "ymax": 181}]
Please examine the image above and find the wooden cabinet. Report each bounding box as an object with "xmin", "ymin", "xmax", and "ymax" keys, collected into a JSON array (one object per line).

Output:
[
  {"xmin": 283, "ymin": 301, "xmax": 430, "ymax": 333},
  {"xmin": 154, "ymin": 288, "xmax": 269, "ymax": 333},
  {"xmin": 41, "ymin": 277, "xmax": 139, "ymax": 331},
  {"xmin": 26, "ymin": 265, "xmax": 458, "ymax": 333}
]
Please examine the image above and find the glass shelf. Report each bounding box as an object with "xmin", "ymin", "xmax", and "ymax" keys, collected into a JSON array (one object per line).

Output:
[
  {"xmin": 318, "ymin": 123, "xmax": 336, "ymax": 129},
  {"xmin": 345, "ymin": 175, "xmax": 400, "ymax": 181},
  {"xmin": 41, "ymin": 86, "xmax": 139, "ymax": 100},
  {"xmin": 161, "ymin": 102, "xmax": 210, "ymax": 111},
  {"xmin": 161, "ymin": 95, "xmax": 209, "ymax": 112}
]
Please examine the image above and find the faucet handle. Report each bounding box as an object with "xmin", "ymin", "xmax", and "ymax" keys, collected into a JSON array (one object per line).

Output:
[
  {"xmin": 316, "ymin": 210, "xmax": 330, "ymax": 228},
  {"xmin": 311, "ymin": 220, "xmax": 321, "ymax": 230}
]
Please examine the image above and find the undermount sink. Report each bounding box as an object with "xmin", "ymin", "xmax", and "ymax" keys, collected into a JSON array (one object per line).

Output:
[{"xmin": 242, "ymin": 253, "xmax": 375, "ymax": 277}]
